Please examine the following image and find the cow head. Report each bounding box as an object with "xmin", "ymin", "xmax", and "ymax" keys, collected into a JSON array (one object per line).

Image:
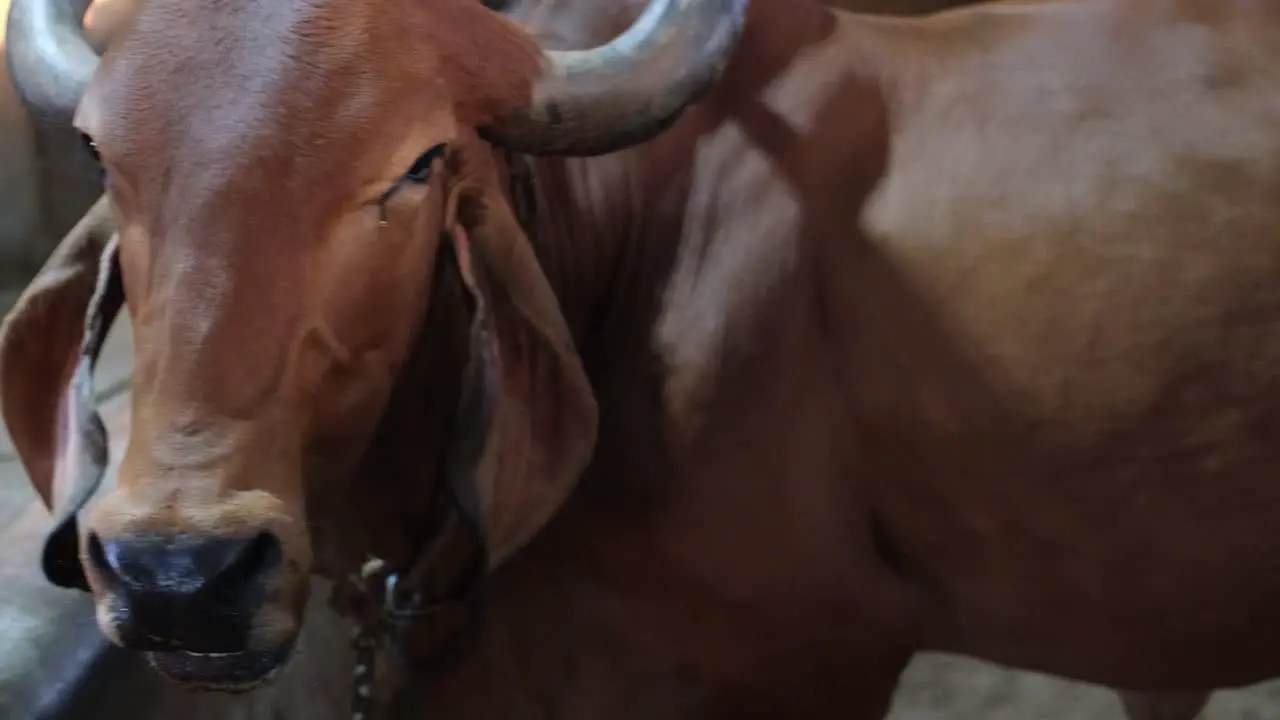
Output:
[{"xmin": 1, "ymin": 0, "xmax": 746, "ymax": 691}]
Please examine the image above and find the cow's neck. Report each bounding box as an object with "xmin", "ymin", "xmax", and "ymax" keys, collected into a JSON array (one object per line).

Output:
[
  {"xmin": 321, "ymin": 0, "xmax": 849, "ymax": 710},
  {"xmin": 500, "ymin": 0, "xmax": 848, "ymax": 585},
  {"xmin": 320, "ymin": 0, "xmax": 839, "ymax": 606},
  {"xmin": 420, "ymin": 2, "xmax": 873, "ymax": 714}
]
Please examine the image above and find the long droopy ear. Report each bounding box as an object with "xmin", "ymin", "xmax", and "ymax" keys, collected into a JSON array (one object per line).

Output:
[
  {"xmin": 0, "ymin": 196, "xmax": 124, "ymax": 590},
  {"xmin": 444, "ymin": 175, "xmax": 598, "ymax": 567}
]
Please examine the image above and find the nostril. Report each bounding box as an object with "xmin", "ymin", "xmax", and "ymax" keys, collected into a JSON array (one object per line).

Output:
[
  {"xmin": 83, "ymin": 531, "xmax": 283, "ymax": 654},
  {"xmin": 85, "ymin": 531, "xmax": 283, "ymax": 597},
  {"xmin": 212, "ymin": 531, "xmax": 283, "ymax": 593},
  {"xmin": 86, "ymin": 531, "xmax": 119, "ymax": 584}
]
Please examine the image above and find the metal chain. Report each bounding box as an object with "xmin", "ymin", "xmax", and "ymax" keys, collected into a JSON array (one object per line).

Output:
[{"xmin": 338, "ymin": 558, "xmax": 396, "ymax": 720}]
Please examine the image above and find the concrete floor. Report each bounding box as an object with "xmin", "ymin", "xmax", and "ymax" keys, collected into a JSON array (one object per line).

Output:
[
  {"xmin": 888, "ymin": 656, "xmax": 1280, "ymax": 720},
  {"xmin": 3, "ymin": 303, "xmax": 1280, "ymax": 719}
]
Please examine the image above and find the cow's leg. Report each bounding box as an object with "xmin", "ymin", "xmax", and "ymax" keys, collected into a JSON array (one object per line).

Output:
[{"xmin": 1120, "ymin": 691, "xmax": 1210, "ymax": 720}]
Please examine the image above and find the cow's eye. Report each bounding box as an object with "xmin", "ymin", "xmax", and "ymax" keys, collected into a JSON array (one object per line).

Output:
[
  {"xmin": 403, "ymin": 143, "xmax": 448, "ymax": 185},
  {"xmin": 79, "ymin": 132, "xmax": 108, "ymax": 185},
  {"xmin": 80, "ymin": 132, "xmax": 102, "ymax": 163},
  {"xmin": 376, "ymin": 144, "xmax": 449, "ymax": 217}
]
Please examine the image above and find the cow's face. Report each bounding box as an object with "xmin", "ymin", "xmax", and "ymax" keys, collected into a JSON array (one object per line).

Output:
[
  {"xmin": 0, "ymin": 0, "xmax": 742, "ymax": 691},
  {"xmin": 69, "ymin": 0, "xmax": 504, "ymax": 689}
]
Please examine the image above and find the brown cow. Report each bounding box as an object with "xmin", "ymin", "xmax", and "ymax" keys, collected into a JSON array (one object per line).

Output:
[{"xmin": 1, "ymin": 0, "xmax": 1275, "ymax": 718}]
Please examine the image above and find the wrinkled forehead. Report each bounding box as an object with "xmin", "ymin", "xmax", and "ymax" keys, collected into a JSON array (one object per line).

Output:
[{"xmin": 78, "ymin": 0, "xmax": 446, "ymax": 192}]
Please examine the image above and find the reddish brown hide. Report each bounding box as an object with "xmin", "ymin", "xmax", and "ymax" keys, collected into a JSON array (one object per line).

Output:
[
  {"xmin": 826, "ymin": 0, "xmax": 977, "ymax": 12},
  {"xmin": 3, "ymin": 0, "xmax": 1280, "ymax": 718}
]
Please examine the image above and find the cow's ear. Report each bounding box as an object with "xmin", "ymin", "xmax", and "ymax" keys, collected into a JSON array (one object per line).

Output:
[
  {"xmin": 442, "ymin": 177, "xmax": 598, "ymax": 566},
  {"xmin": 0, "ymin": 197, "xmax": 123, "ymax": 590}
]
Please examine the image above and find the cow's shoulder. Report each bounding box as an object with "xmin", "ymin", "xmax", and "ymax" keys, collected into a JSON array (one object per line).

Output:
[{"xmin": 849, "ymin": 0, "xmax": 1280, "ymax": 431}]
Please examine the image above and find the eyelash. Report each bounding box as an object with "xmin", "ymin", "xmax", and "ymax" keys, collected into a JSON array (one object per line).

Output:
[
  {"xmin": 375, "ymin": 143, "xmax": 448, "ymax": 225},
  {"xmin": 80, "ymin": 133, "xmax": 109, "ymax": 185}
]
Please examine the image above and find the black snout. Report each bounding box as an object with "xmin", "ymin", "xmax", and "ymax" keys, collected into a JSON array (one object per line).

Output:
[{"xmin": 86, "ymin": 531, "xmax": 282, "ymax": 653}]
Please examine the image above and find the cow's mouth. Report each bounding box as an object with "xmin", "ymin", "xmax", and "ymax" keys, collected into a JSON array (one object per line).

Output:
[{"xmin": 145, "ymin": 645, "xmax": 294, "ymax": 692}]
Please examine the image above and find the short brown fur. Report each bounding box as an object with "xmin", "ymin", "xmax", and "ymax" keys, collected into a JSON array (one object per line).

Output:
[{"xmin": 4, "ymin": 0, "xmax": 1280, "ymax": 717}]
